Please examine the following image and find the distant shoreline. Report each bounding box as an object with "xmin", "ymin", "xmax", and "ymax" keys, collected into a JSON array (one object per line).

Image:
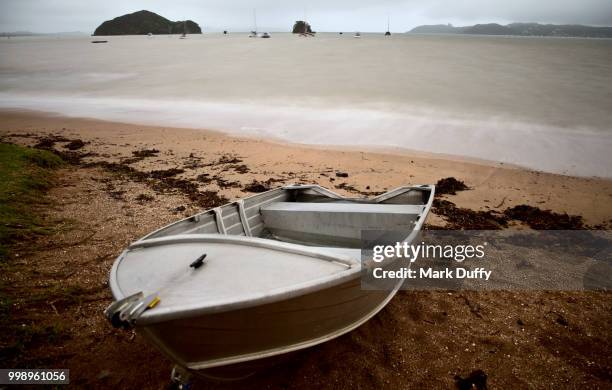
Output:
[
  {"xmin": 4, "ymin": 31, "xmax": 612, "ymax": 38},
  {"xmin": 408, "ymin": 22, "xmax": 612, "ymax": 38},
  {"xmin": 4, "ymin": 21, "xmax": 612, "ymax": 38}
]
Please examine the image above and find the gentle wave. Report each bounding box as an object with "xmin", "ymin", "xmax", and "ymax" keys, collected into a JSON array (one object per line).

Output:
[{"xmin": 1, "ymin": 92, "xmax": 610, "ymax": 178}]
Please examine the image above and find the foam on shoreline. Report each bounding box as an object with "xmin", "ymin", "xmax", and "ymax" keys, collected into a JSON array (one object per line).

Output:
[{"xmin": 0, "ymin": 93, "xmax": 610, "ymax": 178}]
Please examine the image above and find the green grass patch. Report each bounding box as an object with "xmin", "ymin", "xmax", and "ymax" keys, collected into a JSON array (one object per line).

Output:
[
  {"xmin": 0, "ymin": 143, "xmax": 64, "ymax": 261},
  {"xmin": 2, "ymin": 321, "xmax": 69, "ymax": 362}
]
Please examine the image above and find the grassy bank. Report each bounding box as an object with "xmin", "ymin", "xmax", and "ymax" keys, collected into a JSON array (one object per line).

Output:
[
  {"xmin": 0, "ymin": 142, "xmax": 65, "ymax": 364},
  {"xmin": 0, "ymin": 143, "xmax": 63, "ymax": 262}
]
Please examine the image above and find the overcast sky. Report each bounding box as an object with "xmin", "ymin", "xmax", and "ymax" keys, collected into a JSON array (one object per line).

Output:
[{"xmin": 1, "ymin": 0, "xmax": 611, "ymax": 33}]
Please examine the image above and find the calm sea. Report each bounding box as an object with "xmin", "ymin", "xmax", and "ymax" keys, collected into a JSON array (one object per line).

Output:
[{"xmin": 1, "ymin": 33, "xmax": 611, "ymax": 177}]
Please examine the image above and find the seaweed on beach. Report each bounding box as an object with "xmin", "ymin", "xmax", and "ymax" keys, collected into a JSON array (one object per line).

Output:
[
  {"xmin": 31, "ymin": 135, "xmax": 96, "ymax": 164},
  {"xmin": 195, "ymin": 173, "xmax": 213, "ymax": 183},
  {"xmin": 121, "ymin": 149, "xmax": 161, "ymax": 164},
  {"xmin": 242, "ymin": 178, "xmax": 285, "ymax": 193},
  {"xmin": 182, "ymin": 154, "xmax": 207, "ymax": 169},
  {"xmin": 504, "ymin": 205, "xmax": 585, "ymax": 230},
  {"xmin": 334, "ymin": 183, "xmax": 385, "ymax": 197},
  {"xmin": 33, "ymin": 142, "xmax": 224, "ymax": 208},
  {"xmin": 435, "ymin": 177, "xmax": 469, "ymax": 196},
  {"xmin": 232, "ymin": 164, "xmax": 250, "ymax": 174},
  {"xmin": 335, "ymin": 182, "xmax": 360, "ymax": 193},
  {"xmin": 432, "ymin": 199, "xmax": 508, "ymax": 230},
  {"xmin": 86, "ymin": 161, "xmax": 227, "ymax": 208},
  {"xmin": 432, "ymin": 200, "xmax": 588, "ymax": 230},
  {"xmin": 107, "ymin": 190, "xmax": 127, "ymax": 201},
  {"xmin": 217, "ymin": 155, "xmax": 242, "ymax": 164},
  {"xmin": 191, "ymin": 190, "xmax": 229, "ymax": 208},
  {"xmin": 33, "ymin": 135, "xmax": 70, "ymax": 149},
  {"xmin": 149, "ymin": 176, "xmax": 228, "ymax": 208},
  {"xmin": 119, "ymin": 157, "xmax": 145, "ymax": 165},
  {"xmin": 132, "ymin": 149, "xmax": 159, "ymax": 158},
  {"xmin": 149, "ymin": 168, "xmax": 185, "ymax": 179},
  {"xmin": 215, "ymin": 178, "xmax": 241, "ymax": 189},
  {"xmin": 64, "ymin": 139, "xmax": 86, "ymax": 150},
  {"xmin": 135, "ymin": 194, "xmax": 155, "ymax": 203},
  {"xmin": 202, "ymin": 155, "xmax": 243, "ymax": 168},
  {"xmin": 52, "ymin": 150, "xmax": 96, "ymax": 165},
  {"xmin": 242, "ymin": 180, "xmax": 270, "ymax": 193}
]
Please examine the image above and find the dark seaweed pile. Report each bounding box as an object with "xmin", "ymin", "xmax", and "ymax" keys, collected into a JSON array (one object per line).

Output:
[
  {"xmin": 504, "ymin": 205, "xmax": 584, "ymax": 230},
  {"xmin": 431, "ymin": 199, "xmax": 509, "ymax": 230},
  {"xmin": 435, "ymin": 177, "xmax": 469, "ymax": 196}
]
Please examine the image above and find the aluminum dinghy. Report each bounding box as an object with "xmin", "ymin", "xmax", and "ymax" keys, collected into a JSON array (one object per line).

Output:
[{"xmin": 105, "ymin": 184, "xmax": 434, "ymax": 374}]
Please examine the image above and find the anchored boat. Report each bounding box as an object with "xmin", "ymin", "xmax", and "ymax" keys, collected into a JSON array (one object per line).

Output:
[{"xmin": 105, "ymin": 184, "xmax": 434, "ymax": 378}]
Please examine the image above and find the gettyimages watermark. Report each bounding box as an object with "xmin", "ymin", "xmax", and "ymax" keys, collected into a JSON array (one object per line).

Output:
[{"xmin": 360, "ymin": 230, "xmax": 611, "ymax": 291}]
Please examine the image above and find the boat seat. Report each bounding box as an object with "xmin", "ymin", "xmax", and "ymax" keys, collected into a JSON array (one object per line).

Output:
[{"xmin": 260, "ymin": 202, "xmax": 424, "ymax": 247}]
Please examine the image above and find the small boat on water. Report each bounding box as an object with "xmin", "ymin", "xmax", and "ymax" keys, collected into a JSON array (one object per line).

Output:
[
  {"xmin": 180, "ymin": 21, "xmax": 187, "ymax": 39},
  {"xmin": 105, "ymin": 184, "xmax": 434, "ymax": 381},
  {"xmin": 354, "ymin": 32, "xmax": 361, "ymax": 38},
  {"xmin": 261, "ymin": 32, "xmax": 270, "ymax": 38},
  {"xmin": 249, "ymin": 9, "xmax": 259, "ymax": 38}
]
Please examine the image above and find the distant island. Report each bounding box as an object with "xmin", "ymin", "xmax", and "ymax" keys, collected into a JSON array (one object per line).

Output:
[
  {"xmin": 409, "ymin": 23, "xmax": 612, "ymax": 38},
  {"xmin": 293, "ymin": 21, "xmax": 313, "ymax": 34},
  {"xmin": 93, "ymin": 10, "xmax": 201, "ymax": 36}
]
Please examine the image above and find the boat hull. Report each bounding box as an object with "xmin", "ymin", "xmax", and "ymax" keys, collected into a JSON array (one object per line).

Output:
[
  {"xmin": 138, "ymin": 276, "xmax": 399, "ymax": 370},
  {"xmin": 106, "ymin": 185, "xmax": 435, "ymax": 373}
]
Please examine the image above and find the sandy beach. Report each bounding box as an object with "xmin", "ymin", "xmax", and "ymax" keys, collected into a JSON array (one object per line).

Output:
[
  {"xmin": 1, "ymin": 109, "xmax": 611, "ymax": 388},
  {"xmin": 2, "ymin": 109, "xmax": 612, "ymax": 226}
]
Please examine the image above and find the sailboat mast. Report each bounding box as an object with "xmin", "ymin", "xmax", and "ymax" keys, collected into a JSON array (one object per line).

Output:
[{"xmin": 385, "ymin": 15, "xmax": 391, "ymax": 36}]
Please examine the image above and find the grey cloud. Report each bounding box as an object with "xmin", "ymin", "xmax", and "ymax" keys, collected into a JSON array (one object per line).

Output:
[{"xmin": 1, "ymin": 0, "xmax": 611, "ymax": 33}]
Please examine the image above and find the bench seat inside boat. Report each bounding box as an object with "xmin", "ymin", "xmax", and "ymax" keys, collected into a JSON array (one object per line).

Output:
[{"xmin": 260, "ymin": 202, "xmax": 424, "ymax": 247}]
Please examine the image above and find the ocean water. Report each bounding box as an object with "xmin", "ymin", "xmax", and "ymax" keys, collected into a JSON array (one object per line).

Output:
[{"xmin": 1, "ymin": 33, "xmax": 611, "ymax": 177}]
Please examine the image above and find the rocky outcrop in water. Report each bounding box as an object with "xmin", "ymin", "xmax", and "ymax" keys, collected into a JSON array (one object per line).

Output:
[
  {"xmin": 292, "ymin": 21, "xmax": 313, "ymax": 34},
  {"xmin": 93, "ymin": 10, "xmax": 202, "ymax": 36}
]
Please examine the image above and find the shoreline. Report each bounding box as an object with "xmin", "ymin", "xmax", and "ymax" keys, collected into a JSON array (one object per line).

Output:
[
  {"xmin": 1, "ymin": 92, "xmax": 610, "ymax": 178},
  {"xmin": 0, "ymin": 107, "xmax": 601, "ymax": 178},
  {"xmin": 2, "ymin": 108, "xmax": 524, "ymax": 172},
  {"xmin": 1, "ymin": 109, "xmax": 611, "ymax": 226}
]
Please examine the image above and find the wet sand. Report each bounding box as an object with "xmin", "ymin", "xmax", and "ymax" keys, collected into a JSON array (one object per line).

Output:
[
  {"xmin": 2, "ymin": 109, "xmax": 612, "ymax": 226},
  {"xmin": 1, "ymin": 109, "xmax": 611, "ymax": 388}
]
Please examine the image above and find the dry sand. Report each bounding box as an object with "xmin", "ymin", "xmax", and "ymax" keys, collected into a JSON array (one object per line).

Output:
[{"xmin": 1, "ymin": 109, "xmax": 611, "ymax": 388}]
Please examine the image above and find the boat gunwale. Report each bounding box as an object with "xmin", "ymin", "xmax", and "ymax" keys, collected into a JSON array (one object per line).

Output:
[
  {"xmin": 109, "ymin": 234, "xmax": 362, "ymax": 324},
  {"xmin": 137, "ymin": 184, "xmax": 415, "ymax": 241},
  {"xmin": 108, "ymin": 184, "xmax": 435, "ymax": 325}
]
